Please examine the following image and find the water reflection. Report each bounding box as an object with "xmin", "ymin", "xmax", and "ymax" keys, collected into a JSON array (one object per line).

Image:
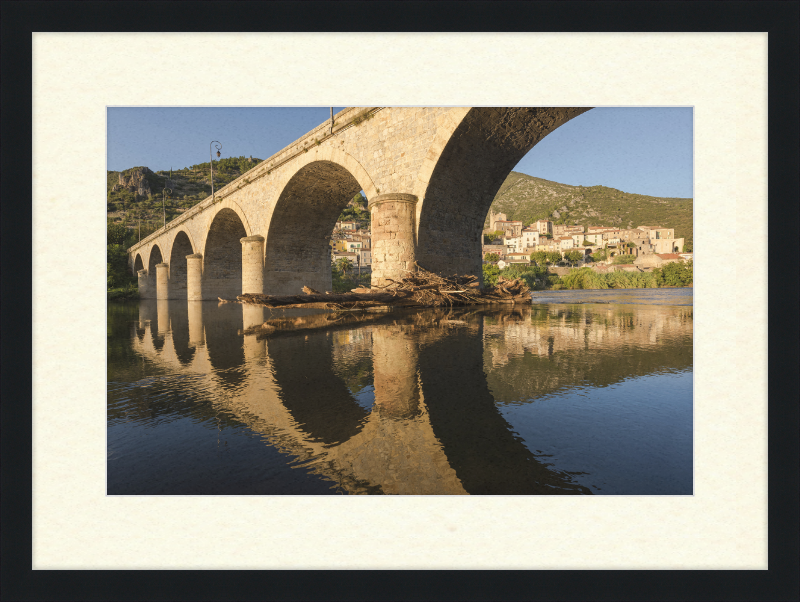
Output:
[{"xmin": 108, "ymin": 294, "xmax": 692, "ymax": 495}]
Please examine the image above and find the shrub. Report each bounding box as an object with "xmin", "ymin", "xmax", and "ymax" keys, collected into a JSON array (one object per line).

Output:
[
  {"xmin": 654, "ymin": 261, "xmax": 693, "ymax": 287},
  {"xmin": 561, "ymin": 267, "xmax": 608, "ymax": 290},
  {"xmin": 546, "ymin": 274, "xmax": 562, "ymax": 288},
  {"xmin": 107, "ymin": 221, "xmax": 128, "ymax": 246},
  {"xmin": 482, "ymin": 264, "xmax": 501, "ymax": 287},
  {"xmin": 107, "ymin": 244, "xmax": 135, "ymax": 289},
  {"xmin": 499, "ymin": 264, "xmax": 547, "ymax": 289},
  {"xmin": 612, "ymin": 254, "xmax": 636, "ymax": 265}
]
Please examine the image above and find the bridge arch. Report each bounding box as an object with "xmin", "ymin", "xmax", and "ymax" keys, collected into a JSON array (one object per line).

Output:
[
  {"xmin": 133, "ymin": 253, "xmax": 144, "ymax": 274},
  {"xmin": 142, "ymin": 244, "xmax": 164, "ymax": 297},
  {"xmin": 167, "ymin": 229, "xmax": 196, "ymax": 299},
  {"xmin": 415, "ymin": 107, "xmax": 591, "ymax": 280},
  {"xmin": 264, "ymin": 148, "xmax": 376, "ymax": 294},
  {"xmin": 203, "ymin": 206, "xmax": 249, "ymax": 300}
]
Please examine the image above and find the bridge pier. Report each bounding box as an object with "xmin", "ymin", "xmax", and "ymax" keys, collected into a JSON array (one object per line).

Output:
[
  {"xmin": 369, "ymin": 193, "xmax": 418, "ymax": 288},
  {"xmin": 186, "ymin": 254, "xmax": 203, "ymax": 301},
  {"xmin": 156, "ymin": 299, "xmax": 170, "ymax": 335},
  {"xmin": 372, "ymin": 325, "xmax": 421, "ymax": 419},
  {"xmin": 242, "ymin": 304, "xmax": 267, "ymax": 361},
  {"xmin": 240, "ymin": 236, "xmax": 265, "ymax": 295},
  {"xmin": 188, "ymin": 301, "xmax": 205, "ymax": 347},
  {"xmin": 137, "ymin": 269, "xmax": 152, "ymax": 299},
  {"xmin": 155, "ymin": 263, "xmax": 170, "ymax": 300}
]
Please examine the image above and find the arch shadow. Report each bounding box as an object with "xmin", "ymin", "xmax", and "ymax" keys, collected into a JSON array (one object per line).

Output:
[
  {"xmin": 265, "ymin": 159, "xmax": 370, "ymax": 295},
  {"xmin": 168, "ymin": 230, "xmax": 195, "ymax": 300},
  {"xmin": 417, "ymin": 320, "xmax": 591, "ymax": 494},
  {"xmin": 203, "ymin": 208, "xmax": 247, "ymax": 300},
  {"xmin": 416, "ymin": 107, "xmax": 591, "ymax": 281},
  {"xmin": 266, "ymin": 331, "xmax": 370, "ymax": 446}
]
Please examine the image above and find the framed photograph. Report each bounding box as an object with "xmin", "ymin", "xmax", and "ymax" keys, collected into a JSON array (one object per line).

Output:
[{"xmin": 3, "ymin": 2, "xmax": 796, "ymax": 600}]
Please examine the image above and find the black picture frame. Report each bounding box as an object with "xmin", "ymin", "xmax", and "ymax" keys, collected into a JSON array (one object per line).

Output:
[{"xmin": 2, "ymin": 2, "xmax": 797, "ymax": 600}]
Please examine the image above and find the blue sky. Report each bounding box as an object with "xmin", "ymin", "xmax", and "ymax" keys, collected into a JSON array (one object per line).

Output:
[{"xmin": 107, "ymin": 107, "xmax": 693, "ymax": 198}]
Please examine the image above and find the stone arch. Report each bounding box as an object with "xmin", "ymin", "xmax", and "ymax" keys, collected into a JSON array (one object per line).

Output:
[
  {"xmin": 133, "ymin": 253, "xmax": 144, "ymax": 274},
  {"xmin": 273, "ymin": 146, "xmax": 377, "ymax": 200},
  {"xmin": 206, "ymin": 198, "xmax": 252, "ymax": 240},
  {"xmin": 147, "ymin": 243, "xmax": 163, "ymax": 272},
  {"xmin": 265, "ymin": 151, "xmax": 375, "ymax": 295},
  {"xmin": 415, "ymin": 107, "xmax": 591, "ymax": 281},
  {"xmin": 203, "ymin": 207, "xmax": 248, "ymax": 300},
  {"xmin": 144, "ymin": 244, "xmax": 163, "ymax": 296},
  {"xmin": 168, "ymin": 229, "xmax": 195, "ymax": 299}
]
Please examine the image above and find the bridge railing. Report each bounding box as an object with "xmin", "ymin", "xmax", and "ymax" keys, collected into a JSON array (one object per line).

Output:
[{"xmin": 127, "ymin": 107, "xmax": 382, "ymax": 255}]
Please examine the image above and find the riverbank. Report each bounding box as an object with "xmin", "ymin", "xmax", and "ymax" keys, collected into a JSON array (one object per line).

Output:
[
  {"xmin": 485, "ymin": 261, "xmax": 692, "ymax": 291},
  {"xmin": 107, "ymin": 287, "xmax": 139, "ymax": 301}
]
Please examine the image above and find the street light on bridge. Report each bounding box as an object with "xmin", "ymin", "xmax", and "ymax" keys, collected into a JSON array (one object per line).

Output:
[
  {"xmin": 162, "ymin": 187, "xmax": 172, "ymax": 229},
  {"xmin": 210, "ymin": 141, "xmax": 222, "ymax": 202}
]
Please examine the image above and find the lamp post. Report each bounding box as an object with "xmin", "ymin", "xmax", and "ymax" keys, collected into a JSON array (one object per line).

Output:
[
  {"xmin": 210, "ymin": 141, "xmax": 222, "ymax": 201},
  {"xmin": 162, "ymin": 187, "xmax": 172, "ymax": 229}
]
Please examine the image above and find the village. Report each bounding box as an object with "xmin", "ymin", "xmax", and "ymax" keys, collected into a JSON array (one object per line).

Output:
[{"xmin": 329, "ymin": 210, "xmax": 692, "ymax": 280}]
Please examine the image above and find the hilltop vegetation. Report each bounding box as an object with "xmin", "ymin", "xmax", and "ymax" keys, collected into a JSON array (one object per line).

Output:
[
  {"xmin": 107, "ymin": 156, "xmax": 263, "ymax": 239},
  {"xmin": 487, "ymin": 172, "xmax": 693, "ymax": 248}
]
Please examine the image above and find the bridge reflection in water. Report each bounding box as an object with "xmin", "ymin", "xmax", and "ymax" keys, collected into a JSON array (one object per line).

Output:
[{"xmin": 109, "ymin": 298, "xmax": 693, "ymax": 495}]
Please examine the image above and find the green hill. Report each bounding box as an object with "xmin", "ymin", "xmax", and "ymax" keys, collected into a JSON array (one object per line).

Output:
[
  {"xmin": 487, "ymin": 172, "xmax": 693, "ymax": 247},
  {"xmin": 107, "ymin": 156, "xmax": 263, "ymax": 237}
]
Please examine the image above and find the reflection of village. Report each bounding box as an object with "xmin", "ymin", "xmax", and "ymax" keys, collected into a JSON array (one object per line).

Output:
[
  {"xmin": 124, "ymin": 300, "xmax": 691, "ymax": 495},
  {"xmin": 485, "ymin": 304, "xmax": 694, "ymax": 367}
]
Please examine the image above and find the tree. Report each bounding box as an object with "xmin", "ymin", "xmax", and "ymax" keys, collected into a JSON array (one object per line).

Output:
[
  {"xmin": 626, "ymin": 241, "xmax": 637, "ymax": 249},
  {"xmin": 529, "ymin": 251, "xmax": 548, "ymax": 266},
  {"xmin": 612, "ymin": 254, "xmax": 636, "ymax": 265},
  {"xmin": 107, "ymin": 221, "xmax": 128, "ymax": 246},
  {"xmin": 334, "ymin": 257, "xmax": 352, "ymax": 276},
  {"xmin": 482, "ymin": 263, "xmax": 500, "ymax": 287},
  {"xmin": 564, "ymin": 250, "xmax": 583, "ymax": 266},
  {"xmin": 592, "ymin": 249, "xmax": 608, "ymax": 262},
  {"xmin": 483, "ymin": 230, "xmax": 505, "ymax": 244},
  {"xmin": 484, "ymin": 252, "xmax": 500, "ymax": 263},
  {"xmin": 107, "ymin": 244, "xmax": 133, "ymax": 289},
  {"xmin": 546, "ymin": 251, "xmax": 562, "ymax": 265},
  {"xmin": 582, "ymin": 240, "xmax": 592, "ymax": 246},
  {"xmin": 654, "ymin": 260, "xmax": 692, "ymax": 287}
]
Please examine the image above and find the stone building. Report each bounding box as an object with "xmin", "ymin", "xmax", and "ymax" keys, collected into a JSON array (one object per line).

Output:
[{"xmin": 535, "ymin": 219, "xmax": 553, "ymax": 235}]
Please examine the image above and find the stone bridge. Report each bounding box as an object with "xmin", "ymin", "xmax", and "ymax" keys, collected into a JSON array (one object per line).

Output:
[{"xmin": 127, "ymin": 107, "xmax": 590, "ymax": 299}]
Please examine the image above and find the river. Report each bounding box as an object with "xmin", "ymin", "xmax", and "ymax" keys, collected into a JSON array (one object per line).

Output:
[{"xmin": 107, "ymin": 288, "xmax": 692, "ymax": 495}]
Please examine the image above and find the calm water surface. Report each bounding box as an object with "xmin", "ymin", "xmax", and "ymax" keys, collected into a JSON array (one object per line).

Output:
[{"xmin": 107, "ymin": 288, "xmax": 692, "ymax": 495}]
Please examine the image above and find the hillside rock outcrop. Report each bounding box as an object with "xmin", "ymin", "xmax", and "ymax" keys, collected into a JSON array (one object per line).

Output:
[{"xmin": 113, "ymin": 167, "xmax": 152, "ymax": 197}]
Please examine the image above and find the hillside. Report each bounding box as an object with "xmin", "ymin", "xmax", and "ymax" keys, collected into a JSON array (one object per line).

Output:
[
  {"xmin": 487, "ymin": 172, "xmax": 693, "ymax": 246},
  {"xmin": 107, "ymin": 156, "xmax": 263, "ymax": 238}
]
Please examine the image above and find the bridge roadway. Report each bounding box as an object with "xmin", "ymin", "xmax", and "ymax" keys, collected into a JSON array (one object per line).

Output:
[
  {"xmin": 127, "ymin": 107, "xmax": 590, "ymax": 299},
  {"xmin": 130, "ymin": 300, "xmax": 592, "ymax": 495}
]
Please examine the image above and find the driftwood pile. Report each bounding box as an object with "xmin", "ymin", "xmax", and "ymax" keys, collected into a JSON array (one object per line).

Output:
[{"xmin": 237, "ymin": 265, "xmax": 531, "ymax": 311}]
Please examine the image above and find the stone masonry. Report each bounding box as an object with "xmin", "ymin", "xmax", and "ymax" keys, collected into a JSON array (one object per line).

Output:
[{"xmin": 128, "ymin": 107, "xmax": 590, "ymax": 299}]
